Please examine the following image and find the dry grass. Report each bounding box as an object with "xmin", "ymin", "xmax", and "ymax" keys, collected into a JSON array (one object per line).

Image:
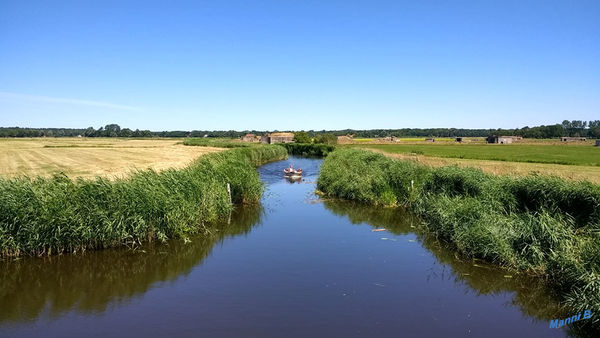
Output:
[
  {"xmin": 0, "ymin": 138, "xmax": 223, "ymax": 179},
  {"xmin": 369, "ymin": 149, "xmax": 600, "ymax": 184}
]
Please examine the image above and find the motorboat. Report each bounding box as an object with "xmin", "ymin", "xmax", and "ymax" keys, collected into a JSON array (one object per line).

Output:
[{"xmin": 283, "ymin": 166, "xmax": 302, "ymax": 177}]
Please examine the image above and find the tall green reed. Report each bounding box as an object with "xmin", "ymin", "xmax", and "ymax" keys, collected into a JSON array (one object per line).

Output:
[{"xmin": 0, "ymin": 146, "xmax": 287, "ymax": 257}]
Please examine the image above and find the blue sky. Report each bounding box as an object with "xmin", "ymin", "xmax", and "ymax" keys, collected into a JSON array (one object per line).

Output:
[{"xmin": 1, "ymin": 0, "xmax": 598, "ymax": 131}]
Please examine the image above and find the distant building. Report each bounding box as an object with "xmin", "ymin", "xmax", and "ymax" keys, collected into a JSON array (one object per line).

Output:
[
  {"xmin": 425, "ymin": 138, "xmax": 435, "ymax": 142},
  {"xmin": 261, "ymin": 132, "xmax": 295, "ymax": 144},
  {"xmin": 487, "ymin": 136, "xmax": 520, "ymax": 144},
  {"xmin": 561, "ymin": 137, "xmax": 587, "ymax": 142},
  {"xmin": 241, "ymin": 133, "xmax": 256, "ymax": 142}
]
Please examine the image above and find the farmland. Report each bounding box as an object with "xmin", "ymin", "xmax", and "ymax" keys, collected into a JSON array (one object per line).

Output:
[
  {"xmin": 354, "ymin": 143, "xmax": 600, "ymax": 166},
  {"xmin": 0, "ymin": 138, "xmax": 222, "ymax": 179},
  {"xmin": 346, "ymin": 142, "xmax": 600, "ymax": 184}
]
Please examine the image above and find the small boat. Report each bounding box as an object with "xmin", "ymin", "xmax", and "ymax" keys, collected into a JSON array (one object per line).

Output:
[{"xmin": 283, "ymin": 166, "xmax": 302, "ymax": 177}]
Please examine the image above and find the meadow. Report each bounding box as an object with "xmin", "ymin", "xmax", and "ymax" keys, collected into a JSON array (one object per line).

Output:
[
  {"xmin": 355, "ymin": 143, "xmax": 600, "ymax": 166},
  {"xmin": 317, "ymin": 148, "xmax": 600, "ymax": 326},
  {"xmin": 0, "ymin": 138, "xmax": 221, "ymax": 179}
]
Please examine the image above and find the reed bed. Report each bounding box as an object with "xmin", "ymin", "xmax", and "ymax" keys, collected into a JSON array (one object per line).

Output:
[
  {"xmin": 0, "ymin": 146, "xmax": 287, "ymax": 257},
  {"xmin": 318, "ymin": 148, "xmax": 600, "ymax": 326}
]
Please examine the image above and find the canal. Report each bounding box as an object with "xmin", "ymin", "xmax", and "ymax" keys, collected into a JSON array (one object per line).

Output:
[{"xmin": 0, "ymin": 157, "xmax": 570, "ymax": 337}]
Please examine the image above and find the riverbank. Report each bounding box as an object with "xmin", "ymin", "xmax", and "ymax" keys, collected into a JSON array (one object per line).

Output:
[
  {"xmin": 317, "ymin": 148, "xmax": 600, "ymax": 329},
  {"xmin": 2, "ymin": 156, "xmax": 570, "ymax": 337},
  {"xmin": 0, "ymin": 146, "xmax": 287, "ymax": 257}
]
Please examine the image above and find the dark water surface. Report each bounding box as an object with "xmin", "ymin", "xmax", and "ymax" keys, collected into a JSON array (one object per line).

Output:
[{"xmin": 0, "ymin": 157, "xmax": 572, "ymax": 337}]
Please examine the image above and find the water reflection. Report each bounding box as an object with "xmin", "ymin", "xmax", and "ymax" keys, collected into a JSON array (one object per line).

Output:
[
  {"xmin": 0, "ymin": 205, "xmax": 263, "ymax": 324},
  {"xmin": 323, "ymin": 200, "xmax": 568, "ymax": 323}
]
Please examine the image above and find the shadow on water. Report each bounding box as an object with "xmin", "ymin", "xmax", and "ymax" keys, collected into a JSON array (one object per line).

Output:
[
  {"xmin": 322, "ymin": 200, "xmax": 585, "ymax": 334},
  {"xmin": 0, "ymin": 205, "xmax": 263, "ymax": 324}
]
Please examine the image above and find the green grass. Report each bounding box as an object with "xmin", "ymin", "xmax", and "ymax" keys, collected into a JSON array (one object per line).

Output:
[
  {"xmin": 355, "ymin": 143, "xmax": 600, "ymax": 166},
  {"xmin": 0, "ymin": 145, "xmax": 287, "ymax": 257},
  {"xmin": 318, "ymin": 148, "xmax": 600, "ymax": 327}
]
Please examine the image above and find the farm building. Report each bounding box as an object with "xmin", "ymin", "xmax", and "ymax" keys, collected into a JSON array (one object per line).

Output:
[
  {"xmin": 561, "ymin": 137, "xmax": 587, "ymax": 142},
  {"xmin": 487, "ymin": 136, "xmax": 520, "ymax": 144},
  {"xmin": 260, "ymin": 132, "xmax": 295, "ymax": 144},
  {"xmin": 241, "ymin": 133, "xmax": 256, "ymax": 142},
  {"xmin": 377, "ymin": 136, "xmax": 395, "ymax": 142}
]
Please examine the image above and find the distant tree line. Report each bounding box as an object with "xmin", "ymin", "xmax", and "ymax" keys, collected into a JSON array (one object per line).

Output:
[
  {"xmin": 1, "ymin": 120, "xmax": 599, "ymax": 139},
  {"xmin": 0, "ymin": 124, "xmax": 154, "ymax": 138}
]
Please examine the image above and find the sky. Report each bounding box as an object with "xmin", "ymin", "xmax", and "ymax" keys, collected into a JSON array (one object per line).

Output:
[{"xmin": 0, "ymin": 0, "xmax": 599, "ymax": 131}]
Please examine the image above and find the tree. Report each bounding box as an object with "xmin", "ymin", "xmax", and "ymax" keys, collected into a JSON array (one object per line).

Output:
[
  {"xmin": 314, "ymin": 133, "xmax": 337, "ymax": 144},
  {"xmin": 293, "ymin": 131, "xmax": 311, "ymax": 143},
  {"xmin": 104, "ymin": 124, "xmax": 121, "ymax": 137}
]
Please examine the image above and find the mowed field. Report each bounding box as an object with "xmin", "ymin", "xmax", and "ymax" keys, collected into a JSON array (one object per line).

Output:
[
  {"xmin": 355, "ymin": 143, "xmax": 600, "ymax": 184},
  {"xmin": 0, "ymin": 138, "xmax": 222, "ymax": 179}
]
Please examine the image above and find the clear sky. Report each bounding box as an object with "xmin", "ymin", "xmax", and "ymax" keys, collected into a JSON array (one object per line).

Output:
[{"xmin": 1, "ymin": 0, "xmax": 598, "ymax": 131}]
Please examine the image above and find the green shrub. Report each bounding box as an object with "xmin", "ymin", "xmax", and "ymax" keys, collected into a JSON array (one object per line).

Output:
[
  {"xmin": 313, "ymin": 133, "xmax": 338, "ymax": 145},
  {"xmin": 293, "ymin": 131, "xmax": 312, "ymax": 143},
  {"xmin": 282, "ymin": 143, "xmax": 336, "ymax": 157}
]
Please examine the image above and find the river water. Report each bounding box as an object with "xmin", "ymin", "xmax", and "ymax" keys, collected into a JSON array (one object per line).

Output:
[{"xmin": 0, "ymin": 157, "xmax": 572, "ymax": 337}]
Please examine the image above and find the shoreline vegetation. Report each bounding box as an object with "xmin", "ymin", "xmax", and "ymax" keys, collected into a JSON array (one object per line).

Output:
[
  {"xmin": 317, "ymin": 148, "xmax": 600, "ymax": 328},
  {"xmin": 0, "ymin": 146, "xmax": 287, "ymax": 257}
]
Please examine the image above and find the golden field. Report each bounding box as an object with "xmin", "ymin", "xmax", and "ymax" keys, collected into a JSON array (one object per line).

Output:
[{"xmin": 0, "ymin": 138, "xmax": 222, "ymax": 179}]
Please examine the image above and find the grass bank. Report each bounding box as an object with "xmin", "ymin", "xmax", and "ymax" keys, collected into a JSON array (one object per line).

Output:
[
  {"xmin": 0, "ymin": 145, "xmax": 287, "ymax": 257},
  {"xmin": 318, "ymin": 148, "xmax": 600, "ymax": 327}
]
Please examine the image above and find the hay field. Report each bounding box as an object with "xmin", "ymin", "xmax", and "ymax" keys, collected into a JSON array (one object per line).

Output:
[{"xmin": 0, "ymin": 138, "xmax": 222, "ymax": 179}]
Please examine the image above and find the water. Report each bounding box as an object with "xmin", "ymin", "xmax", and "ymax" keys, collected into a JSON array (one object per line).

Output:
[{"xmin": 0, "ymin": 157, "xmax": 573, "ymax": 337}]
